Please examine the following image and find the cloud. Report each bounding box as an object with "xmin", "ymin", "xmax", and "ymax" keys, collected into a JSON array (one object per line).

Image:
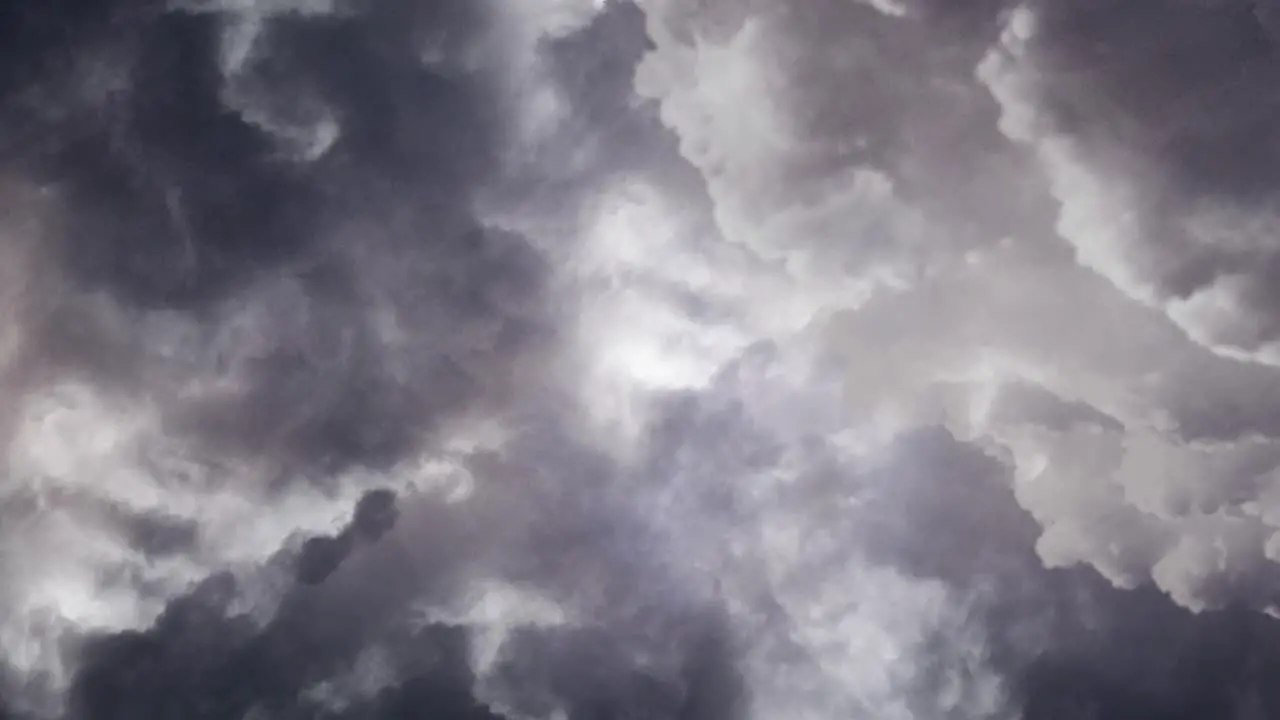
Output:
[
  {"xmin": 11, "ymin": 0, "xmax": 1280, "ymax": 719},
  {"xmin": 0, "ymin": 0, "xmax": 558, "ymax": 709},
  {"xmin": 622, "ymin": 0, "xmax": 1280, "ymax": 716},
  {"xmin": 1, "ymin": 0, "xmax": 552, "ymax": 467},
  {"xmin": 981, "ymin": 1, "xmax": 1280, "ymax": 363},
  {"xmin": 942, "ymin": 0, "xmax": 1280, "ymax": 616},
  {"xmin": 45, "ymin": 416, "xmax": 750, "ymax": 720},
  {"xmin": 628, "ymin": 0, "xmax": 1280, "ymax": 626}
]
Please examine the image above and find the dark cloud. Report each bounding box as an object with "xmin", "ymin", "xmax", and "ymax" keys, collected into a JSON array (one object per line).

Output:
[
  {"xmin": 0, "ymin": 0, "xmax": 555, "ymax": 478},
  {"xmin": 639, "ymin": 347, "xmax": 1280, "ymax": 717},
  {"xmin": 485, "ymin": 622, "xmax": 744, "ymax": 720},
  {"xmin": 53, "ymin": 483, "xmax": 745, "ymax": 720},
  {"xmin": 586, "ymin": 2, "xmax": 1280, "ymax": 719},
  {"xmin": 982, "ymin": 0, "xmax": 1280, "ymax": 358},
  {"xmin": 62, "ymin": 489, "xmax": 442, "ymax": 720},
  {"xmin": 11, "ymin": 0, "xmax": 1280, "ymax": 718},
  {"xmin": 0, "ymin": 0, "xmax": 564, "ymax": 713},
  {"xmin": 1029, "ymin": 0, "xmax": 1280, "ymax": 199},
  {"xmin": 848, "ymin": 428, "xmax": 1280, "ymax": 720}
]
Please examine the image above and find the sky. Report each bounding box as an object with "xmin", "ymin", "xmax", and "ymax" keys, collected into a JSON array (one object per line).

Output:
[{"xmin": 5, "ymin": 0, "xmax": 1280, "ymax": 718}]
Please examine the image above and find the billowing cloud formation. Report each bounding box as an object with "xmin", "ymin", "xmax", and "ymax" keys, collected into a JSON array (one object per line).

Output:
[
  {"xmin": 0, "ymin": 0, "xmax": 558, "ymax": 708},
  {"xmin": 986, "ymin": 1, "xmax": 1280, "ymax": 362},
  {"xmin": 967, "ymin": 1, "xmax": 1280, "ymax": 614},
  {"xmin": 627, "ymin": 0, "xmax": 1280, "ymax": 712},
  {"xmin": 10, "ymin": 0, "xmax": 1280, "ymax": 719},
  {"xmin": 626, "ymin": 0, "xmax": 1280, "ymax": 618}
]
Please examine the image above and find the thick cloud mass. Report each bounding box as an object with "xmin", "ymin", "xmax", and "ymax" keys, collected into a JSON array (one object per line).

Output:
[{"xmin": 9, "ymin": 0, "xmax": 1280, "ymax": 719}]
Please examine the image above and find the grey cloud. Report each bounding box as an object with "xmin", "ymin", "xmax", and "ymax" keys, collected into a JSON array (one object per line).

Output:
[
  {"xmin": 936, "ymin": 1, "xmax": 1280, "ymax": 616},
  {"xmin": 850, "ymin": 427, "xmax": 1280, "ymax": 720},
  {"xmin": 49, "ymin": 422, "xmax": 748, "ymax": 720},
  {"xmin": 983, "ymin": 0, "xmax": 1280, "ymax": 362},
  {"xmin": 629, "ymin": 0, "xmax": 1280, "ymax": 714},
  {"xmin": 634, "ymin": 0, "xmax": 1049, "ymax": 286},
  {"xmin": 630, "ymin": 0, "xmax": 1280, "ymax": 622},
  {"xmin": 1, "ymin": 0, "xmax": 554, "ymax": 477},
  {"xmin": 0, "ymin": 0, "xmax": 562, "ymax": 709},
  {"xmin": 0, "ymin": 3, "xmax": 759, "ymax": 700},
  {"xmin": 632, "ymin": 0, "xmax": 1280, "ymax": 711},
  {"xmin": 14, "ymin": 0, "xmax": 1280, "ymax": 718}
]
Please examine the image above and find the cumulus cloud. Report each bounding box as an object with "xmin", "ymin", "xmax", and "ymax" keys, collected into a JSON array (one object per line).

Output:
[
  {"xmin": 10, "ymin": 0, "xmax": 1280, "ymax": 719},
  {"xmin": 629, "ymin": 0, "xmax": 1280, "ymax": 625},
  {"xmin": 0, "ymin": 0, "xmax": 556, "ymax": 709},
  {"xmin": 980, "ymin": 1, "xmax": 1280, "ymax": 363},
  {"xmin": 626, "ymin": 0, "xmax": 1280, "ymax": 714},
  {"xmin": 954, "ymin": 1, "xmax": 1280, "ymax": 615}
]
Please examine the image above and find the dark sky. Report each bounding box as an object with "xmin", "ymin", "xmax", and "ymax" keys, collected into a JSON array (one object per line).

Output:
[{"xmin": 6, "ymin": 1, "xmax": 1280, "ymax": 719}]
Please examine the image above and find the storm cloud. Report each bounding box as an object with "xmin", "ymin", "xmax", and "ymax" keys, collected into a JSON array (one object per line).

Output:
[{"xmin": 9, "ymin": 0, "xmax": 1280, "ymax": 719}]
